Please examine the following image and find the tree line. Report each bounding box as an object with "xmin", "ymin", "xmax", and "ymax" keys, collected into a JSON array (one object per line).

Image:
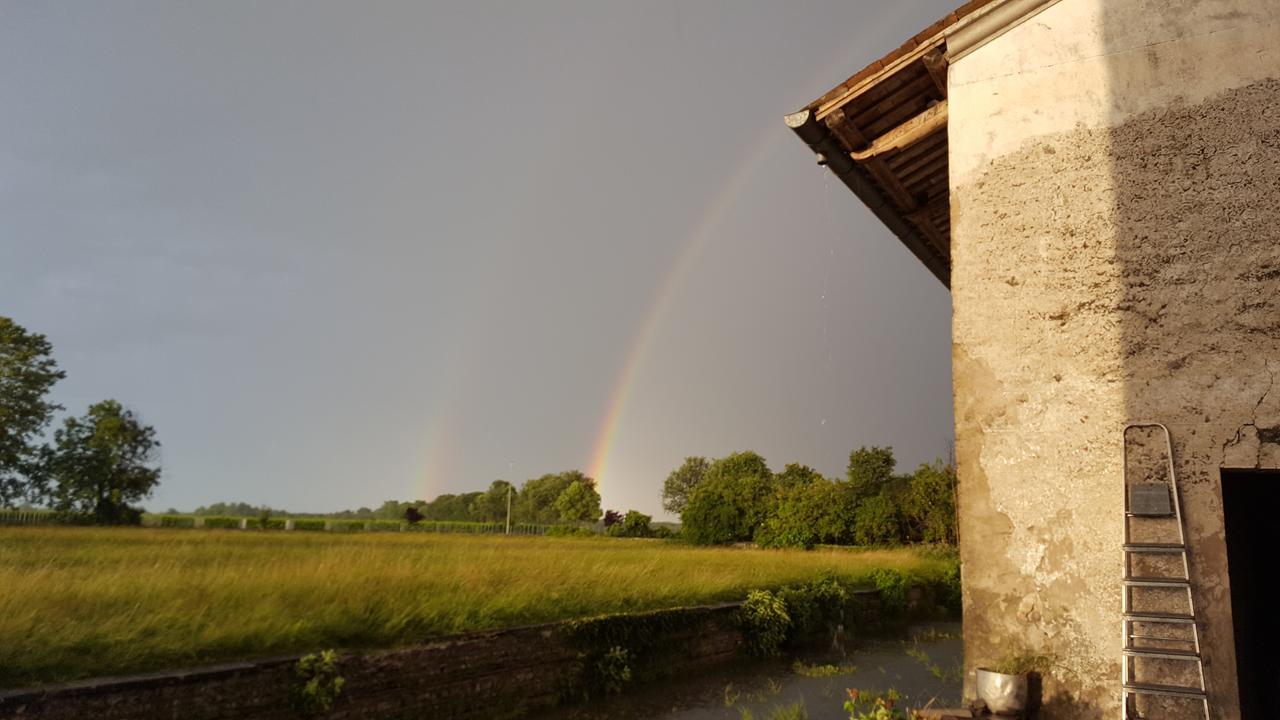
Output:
[
  {"xmin": 1, "ymin": 317, "xmax": 161, "ymax": 524},
  {"xmin": 663, "ymin": 447, "xmax": 956, "ymax": 548}
]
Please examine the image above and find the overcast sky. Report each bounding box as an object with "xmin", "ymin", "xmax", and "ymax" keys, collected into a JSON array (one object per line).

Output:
[{"xmin": 1, "ymin": 1, "xmax": 955, "ymax": 518}]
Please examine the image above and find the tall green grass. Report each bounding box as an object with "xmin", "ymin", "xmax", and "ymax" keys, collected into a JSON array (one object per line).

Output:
[{"xmin": 0, "ymin": 527, "xmax": 955, "ymax": 688}]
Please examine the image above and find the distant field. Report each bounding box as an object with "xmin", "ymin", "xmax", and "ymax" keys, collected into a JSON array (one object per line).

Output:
[{"xmin": 0, "ymin": 527, "xmax": 955, "ymax": 688}]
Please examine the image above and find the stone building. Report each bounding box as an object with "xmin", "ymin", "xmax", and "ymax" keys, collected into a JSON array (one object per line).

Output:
[{"xmin": 787, "ymin": 1, "xmax": 1280, "ymax": 718}]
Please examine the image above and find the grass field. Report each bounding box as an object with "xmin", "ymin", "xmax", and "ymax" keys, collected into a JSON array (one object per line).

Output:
[{"xmin": 0, "ymin": 527, "xmax": 956, "ymax": 688}]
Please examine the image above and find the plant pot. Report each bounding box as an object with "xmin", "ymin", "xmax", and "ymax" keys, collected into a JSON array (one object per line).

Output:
[{"xmin": 975, "ymin": 667, "xmax": 1029, "ymax": 715}]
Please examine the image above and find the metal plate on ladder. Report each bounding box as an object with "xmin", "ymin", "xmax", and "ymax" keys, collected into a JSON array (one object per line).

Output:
[{"xmin": 1130, "ymin": 483, "xmax": 1173, "ymax": 517}]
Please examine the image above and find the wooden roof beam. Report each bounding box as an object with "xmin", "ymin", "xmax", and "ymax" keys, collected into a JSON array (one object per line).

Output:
[{"xmin": 851, "ymin": 100, "xmax": 948, "ymax": 161}]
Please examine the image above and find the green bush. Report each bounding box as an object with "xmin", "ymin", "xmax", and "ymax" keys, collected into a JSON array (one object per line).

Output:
[
  {"xmin": 777, "ymin": 574, "xmax": 848, "ymax": 642},
  {"xmin": 202, "ymin": 516, "xmax": 241, "ymax": 529},
  {"xmin": 329, "ymin": 520, "xmax": 366, "ymax": 532},
  {"xmin": 293, "ymin": 519, "xmax": 326, "ymax": 532},
  {"xmin": 738, "ymin": 590, "xmax": 790, "ymax": 657},
  {"xmin": 367, "ymin": 520, "xmax": 402, "ymax": 532},
  {"xmin": 291, "ymin": 650, "xmax": 345, "ymax": 718},
  {"xmin": 869, "ymin": 569, "xmax": 910, "ymax": 622},
  {"xmin": 157, "ymin": 515, "xmax": 195, "ymax": 528},
  {"xmin": 249, "ymin": 517, "xmax": 287, "ymax": 530},
  {"xmin": 546, "ymin": 525, "xmax": 595, "ymax": 538},
  {"xmin": 606, "ymin": 510, "xmax": 654, "ymax": 538}
]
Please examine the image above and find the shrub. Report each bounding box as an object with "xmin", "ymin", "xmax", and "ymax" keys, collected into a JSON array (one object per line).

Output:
[
  {"xmin": 681, "ymin": 469, "xmax": 774, "ymax": 545},
  {"xmin": 869, "ymin": 569, "xmax": 910, "ymax": 622},
  {"xmin": 367, "ymin": 520, "xmax": 401, "ymax": 532},
  {"xmin": 291, "ymin": 650, "xmax": 345, "ymax": 717},
  {"xmin": 777, "ymin": 573, "xmax": 848, "ymax": 643},
  {"xmin": 739, "ymin": 590, "xmax": 790, "ymax": 657},
  {"xmin": 202, "ymin": 516, "xmax": 240, "ymax": 530},
  {"xmin": 293, "ymin": 519, "xmax": 326, "ymax": 532},
  {"xmin": 607, "ymin": 510, "xmax": 654, "ymax": 538},
  {"xmin": 157, "ymin": 515, "xmax": 195, "ymax": 528},
  {"xmin": 329, "ymin": 520, "xmax": 365, "ymax": 532},
  {"xmin": 250, "ymin": 517, "xmax": 287, "ymax": 530}
]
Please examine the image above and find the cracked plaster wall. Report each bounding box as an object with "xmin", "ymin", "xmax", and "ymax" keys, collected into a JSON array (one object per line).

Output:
[{"xmin": 947, "ymin": 0, "xmax": 1280, "ymax": 717}]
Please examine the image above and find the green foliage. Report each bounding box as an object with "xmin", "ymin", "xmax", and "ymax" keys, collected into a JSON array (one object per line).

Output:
[
  {"xmin": 202, "ymin": 516, "xmax": 241, "ymax": 529},
  {"xmin": 853, "ymin": 494, "xmax": 902, "ymax": 546},
  {"xmin": 792, "ymin": 660, "xmax": 856, "ymax": 678},
  {"xmin": 738, "ymin": 590, "xmax": 790, "ymax": 657},
  {"xmin": 740, "ymin": 703, "xmax": 810, "ymax": 720},
  {"xmin": 607, "ymin": 510, "xmax": 654, "ymax": 538},
  {"xmin": 846, "ymin": 447, "xmax": 896, "ymax": 502},
  {"xmin": 900, "ymin": 461, "xmax": 956, "ymax": 545},
  {"xmin": 564, "ymin": 605, "xmax": 715, "ymax": 699},
  {"xmin": 252, "ymin": 517, "xmax": 287, "ymax": 530},
  {"xmin": 420, "ymin": 492, "xmax": 484, "ymax": 522},
  {"xmin": 367, "ymin": 520, "xmax": 402, "ymax": 532},
  {"xmin": 662, "ymin": 456, "xmax": 709, "ymax": 515},
  {"xmin": 293, "ymin": 519, "xmax": 326, "ymax": 532},
  {"xmin": 844, "ymin": 688, "xmax": 911, "ymax": 720},
  {"xmin": 546, "ymin": 525, "xmax": 595, "ymax": 538},
  {"xmin": 513, "ymin": 470, "xmax": 597, "ymax": 524},
  {"xmin": 291, "ymin": 650, "xmax": 345, "ymax": 718},
  {"xmin": 755, "ymin": 479, "xmax": 856, "ymax": 549},
  {"xmin": 775, "ymin": 573, "xmax": 848, "ymax": 642},
  {"xmin": 682, "ymin": 451, "xmax": 775, "ymax": 545},
  {"xmin": 158, "ymin": 515, "xmax": 195, "ymax": 528},
  {"xmin": 0, "ymin": 317, "xmax": 66, "ymax": 508},
  {"xmin": 869, "ymin": 569, "xmax": 910, "ymax": 622},
  {"xmin": 554, "ymin": 479, "xmax": 602, "ymax": 523},
  {"xmin": 595, "ymin": 646, "xmax": 632, "ymax": 694},
  {"xmin": 774, "ymin": 463, "xmax": 824, "ymax": 488},
  {"xmin": 45, "ymin": 400, "xmax": 160, "ymax": 525},
  {"xmin": 469, "ymin": 480, "xmax": 514, "ymax": 522},
  {"xmin": 990, "ymin": 650, "xmax": 1054, "ymax": 676},
  {"xmin": 328, "ymin": 520, "xmax": 365, "ymax": 532}
]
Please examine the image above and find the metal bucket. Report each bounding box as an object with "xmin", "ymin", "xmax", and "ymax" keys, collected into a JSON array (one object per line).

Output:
[{"xmin": 975, "ymin": 668, "xmax": 1029, "ymax": 715}]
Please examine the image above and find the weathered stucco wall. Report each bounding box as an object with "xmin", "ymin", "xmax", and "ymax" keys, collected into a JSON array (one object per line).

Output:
[{"xmin": 947, "ymin": 0, "xmax": 1280, "ymax": 717}]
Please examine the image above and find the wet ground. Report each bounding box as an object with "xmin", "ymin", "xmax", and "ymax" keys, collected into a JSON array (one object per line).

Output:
[{"xmin": 540, "ymin": 622, "xmax": 963, "ymax": 720}]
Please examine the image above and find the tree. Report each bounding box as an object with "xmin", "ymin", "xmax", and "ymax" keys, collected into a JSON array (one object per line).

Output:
[
  {"xmin": 608, "ymin": 510, "xmax": 654, "ymax": 538},
  {"xmin": 470, "ymin": 480, "xmax": 515, "ymax": 522},
  {"xmin": 662, "ymin": 456, "xmax": 709, "ymax": 515},
  {"xmin": 755, "ymin": 479, "xmax": 857, "ymax": 549},
  {"xmin": 853, "ymin": 493, "xmax": 902, "ymax": 546},
  {"xmin": 846, "ymin": 446, "xmax": 897, "ymax": 503},
  {"xmin": 681, "ymin": 451, "xmax": 775, "ymax": 545},
  {"xmin": 0, "ymin": 317, "xmax": 66, "ymax": 507},
  {"xmin": 554, "ymin": 479, "xmax": 602, "ymax": 523},
  {"xmin": 46, "ymin": 400, "xmax": 160, "ymax": 524},
  {"xmin": 514, "ymin": 470, "xmax": 594, "ymax": 524},
  {"xmin": 901, "ymin": 460, "xmax": 957, "ymax": 544},
  {"xmin": 774, "ymin": 462, "xmax": 825, "ymax": 488}
]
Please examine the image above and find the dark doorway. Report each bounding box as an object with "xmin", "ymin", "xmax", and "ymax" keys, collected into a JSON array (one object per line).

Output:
[{"xmin": 1221, "ymin": 469, "xmax": 1280, "ymax": 719}]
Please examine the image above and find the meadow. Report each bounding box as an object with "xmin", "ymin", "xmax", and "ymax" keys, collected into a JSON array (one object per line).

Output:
[{"xmin": 0, "ymin": 527, "xmax": 956, "ymax": 688}]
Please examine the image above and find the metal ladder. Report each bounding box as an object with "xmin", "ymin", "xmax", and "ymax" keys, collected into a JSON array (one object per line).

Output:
[{"xmin": 1121, "ymin": 423, "xmax": 1209, "ymax": 719}]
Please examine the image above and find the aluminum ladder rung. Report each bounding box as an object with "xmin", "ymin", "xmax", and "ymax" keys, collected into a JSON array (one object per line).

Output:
[
  {"xmin": 1123, "ymin": 543, "xmax": 1186, "ymax": 553},
  {"xmin": 1124, "ymin": 645, "xmax": 1200, "ymax": 660},
  {"xmin": 1123, "ymin": 576, "xmax": 1190, "ymax": 587},
  {"xmin": 1124, "ymin": 682, "xmax": 1206, "ymax": 699},
  {"xmin": 1124, "ymin": 612, "xmax": 1196, "ymax": 623}
]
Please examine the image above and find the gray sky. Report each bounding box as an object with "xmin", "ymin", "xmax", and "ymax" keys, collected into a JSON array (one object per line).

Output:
[{"xmin": 1, "ymin": 1, "xmax": 955, "ymax": 518}]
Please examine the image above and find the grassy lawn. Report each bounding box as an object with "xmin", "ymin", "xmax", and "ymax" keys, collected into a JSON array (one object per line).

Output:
[{"xmin": 0, "ymin": 527, "xmax": 956, "ymax": 688}]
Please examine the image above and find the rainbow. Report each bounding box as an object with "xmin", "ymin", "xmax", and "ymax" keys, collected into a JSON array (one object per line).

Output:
[{"xmin": 585, "ymin": 128, "xmax": 781, "ymax": 501}]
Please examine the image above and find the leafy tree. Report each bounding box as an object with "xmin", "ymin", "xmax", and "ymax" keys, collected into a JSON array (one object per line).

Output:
[
  {"xmin": 901, "ymin": 460, "xmax": 957, "ymax": 544},
  {"xmin": 469, "ymin": 480, "xmax": 515, "ymax": 522},
  {"xmin": 681, "ymin": 451, "xmax": 775, "ymax": 545},
  {"xmin": 662, "ymin": 456, "xmax": 709, "ymax": 515},
  {"xmin": 602, "ymin": 509, "xmax": 624, "ymax": 528},
  {"xmin": 755, "ymin": 479, "xmax": 856, "ymax": 549},
  {"xmin": 554, "ymin": 479, "xmax": 602, "ymax": 522},
  {"xmin": 46, "ymin": 400, "xmax": 160, "ymax": 524},
  {"xmin": 404, "ymin": 505, "xmax": 424, "ymax": 524},
  {"xmin": 607, "ymin": 510, "xmax": 654, "ymax": 538},
  {"xmin": 846, "ymin": 446, "xmax": 896, "ymax": 503},
  {"xmin": 514, "ymin": 470, "xmax": 594, "ymax": 524},
  {"xmin": 0, "ymin": 317, "xmax": 66, "ymax": 507},
  {"xmin": 774, "ymin": 462, "xmax": 825, "ymax": 488},
  {"xmin": 852, "ymin": 493, "xmax": 902, "ymax": 545},
  {"xmin": 421, "ymin": 491, "xmax": 484, "ymax": 521}
]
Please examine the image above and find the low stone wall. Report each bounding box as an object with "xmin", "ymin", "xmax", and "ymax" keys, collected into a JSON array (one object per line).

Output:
[
  {"xmin": 0, "ymin": 585, "xmax": 927, "ymax": 720},
  {"xmin": 0, "ymin": 603, "xmax": 745, "ymax": 720}
]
